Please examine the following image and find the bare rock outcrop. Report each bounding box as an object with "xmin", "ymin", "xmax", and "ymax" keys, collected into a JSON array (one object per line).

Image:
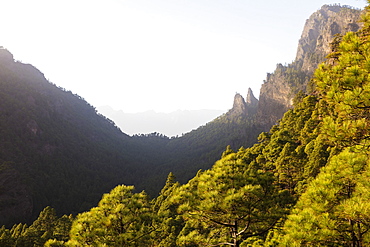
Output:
[
  {"xmin": 225, "ymin": 88, "xmax": 259, "ymax": 120},
  {"xmin": 296, "ymin": 5, "xmax": 361, "ymax": 73},
  {"xmin": 246, "ymin": 88, "xmax": 258, "ymax": 107},
  {"xmin": 256, "ymin": 5, "xmax": 362, "ymax": 129}
]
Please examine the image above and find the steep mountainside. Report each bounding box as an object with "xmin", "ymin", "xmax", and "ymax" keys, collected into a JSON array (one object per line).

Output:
[
  {"xmin": 257, "ymin": 5, "xmax": 362, "ymax": 129},
  {"xmin": 0, "ymin": 48, "xmax": 147, "ymax": 225},
  {"xmin": 0, "ymin": 48, "xmax": 261, "ymax": 226},
  {"xmin": 131, "ymin": 88, "xmax": 261, "ymax": 194},
  {"xmin": 159, "ymin": 89, "xmax": 260, "ymax": 179},
  {"xmin": 148, "ymin": 4, "xmax": 364, "ymax": 194}
]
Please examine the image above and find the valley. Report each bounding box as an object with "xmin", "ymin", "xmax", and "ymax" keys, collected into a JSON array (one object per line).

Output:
[{"xmin": 0, "ymin": 4, "xmax": 368, "ymax": 246}]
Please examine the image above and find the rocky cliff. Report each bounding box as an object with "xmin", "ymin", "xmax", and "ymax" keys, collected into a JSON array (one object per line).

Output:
[
  {"xmin": 225, "ymin": 88, "xmax": 258, "ymax": 120},
  {"xmin": 297, "ymin": 5, "xmax": 361, "ymax": 73},
  {"xmin": 257, "ymin": 5, "xmax": 362, "ymax": 129},
  {"xmin": 246, "ymin": 87, "xmax": 258, "ymax": 107}
]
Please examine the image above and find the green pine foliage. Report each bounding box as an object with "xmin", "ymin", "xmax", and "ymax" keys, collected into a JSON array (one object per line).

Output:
[
  {"xmin": 279, "ymin": 147, "xmax": 370, "ymax": 246},
  {"xmin": 171, "ymin": 150, "xmax": 292, "ymax": 246},
  {"xmin": 68, "ymin": 185, "xmax": 153, "ymax": 246},
  {"xmin": 150, "ymin": 173, "xmax": 184, "ymax": 246},
  {"xmin": 276, "ymin": 2, "xmax": 370, "ymax": 245},
  {"xmin": 0, "ymin": 206, "xmax": 72, "ymax": 246}
]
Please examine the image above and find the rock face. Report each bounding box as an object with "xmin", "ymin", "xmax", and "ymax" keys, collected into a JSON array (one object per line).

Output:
[
  {"xmin": 246, "ymin": 88, "xmax": 258, "ymax": 107},
  {"xmin": 226, "ymin": 88, "xmax": 258, "ymax": 119},
  {"xmin": 257, "ymin": 5, "xmax": 362, "ymax": 129},
  {"xmin": 231, "ymin": 93, "xmax": 247, "ymax": 115},
  {"xmin": 297, "ymin": 5, "xmax": 361, "ymax": 73}
]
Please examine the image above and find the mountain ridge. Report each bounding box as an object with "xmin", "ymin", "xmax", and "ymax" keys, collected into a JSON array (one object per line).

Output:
[{"xmin": 97, "ymin": 106, "xmax": 225, "ymax": 137}]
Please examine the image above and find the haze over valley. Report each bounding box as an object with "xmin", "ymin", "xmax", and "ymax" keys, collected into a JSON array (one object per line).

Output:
[{"xmin": 97, "ymin": 106, "xmax": 225, "ymax": 137}]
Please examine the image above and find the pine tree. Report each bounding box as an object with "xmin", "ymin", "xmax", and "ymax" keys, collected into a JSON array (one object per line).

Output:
[
  {"xmin": 151, "ymin": 173, "xmax": 184, "ymax": 246},
  {"xmin": 172, "ymin": 151, "xmax": 292, "ymax": 246},
  {"xmin": 279, "ymin": 148, "xmax": 370, "ymax": 246},
  {"xmin": 21, "ymin": 206, "xmax": 58, "ymax": 246},
  {"xmin": 68, "ymin": 185, "xmax": 154, "ymax": 246},
  {"xmin": 315, "ymin": 27, "xmax": 370, "ymax": 150},
  {"xmin": 0, "ymin": 225, "xmax": 14, "ymax": 246}
]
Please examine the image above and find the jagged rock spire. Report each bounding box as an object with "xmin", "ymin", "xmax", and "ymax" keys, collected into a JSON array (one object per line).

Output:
[
  {"xmin": 232, "ymin": 93, "xmax": 247, "ymax": 115},
  {"xmin": 246, "ymin": 88, "xmax": 258, "ymax": 107},
  {"xmin": 227, "ymin": 91, "xmax": 259, "ymax": 119}
]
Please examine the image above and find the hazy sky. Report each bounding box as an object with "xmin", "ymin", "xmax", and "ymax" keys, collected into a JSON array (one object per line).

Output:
[{"xmin": 0, "ymin": 0, "xmax": 367, "ymax": 113}]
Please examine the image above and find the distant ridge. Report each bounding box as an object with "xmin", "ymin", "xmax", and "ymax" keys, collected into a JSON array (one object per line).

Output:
[{"xmin": 97, "ymin": 107, "xmax": 225, "ymax": 137}]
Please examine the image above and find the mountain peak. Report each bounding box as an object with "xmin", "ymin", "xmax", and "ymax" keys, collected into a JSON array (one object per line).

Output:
[
  {"xmin": 257, "ymin": 5, "xmax": 362, "ymax": 130},
  {"xmin": 226, "ymin": 91, "xmax": 258, "ymax": 119},
  {"xmin": 0, "ymin": 48, "xmax": 14, "ymax": 62},
  {"xmin": 246, "ymin": 88, "xmax": 258, "ymax": 107},
  {"xmin": 232, "ymin": 93, "xmax": 247, "ymax": 114},
  {"xmin": 295, "ymin": 4, "xmax": 361, "ymax": 69}
]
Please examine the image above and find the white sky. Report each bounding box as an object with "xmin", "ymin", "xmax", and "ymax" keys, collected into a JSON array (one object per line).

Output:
[{"xmin": 0, "ymin": 0, "xmax": 367, "ymax": 113}]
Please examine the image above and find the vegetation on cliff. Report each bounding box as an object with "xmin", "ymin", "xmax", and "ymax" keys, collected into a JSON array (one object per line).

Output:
[{"xmin": 257, "ymin": 4, "xmax": 362, "ymax": 130}]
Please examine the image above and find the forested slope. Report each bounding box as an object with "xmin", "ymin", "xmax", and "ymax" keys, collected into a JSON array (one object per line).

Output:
[
  {"xmin": 142, "ymin": 90, "xmax": 261, "ymax": 189},
  {"xmin": 0, "ymin": 46, "xmax": 262, "ymax": 226},
  {"xmin": 141, "ymin": 4, "xmax": 364, "ymax": 194},
  {"xmin": 0, "ymin": 48, "xmax": 147, "ymax": 225}
]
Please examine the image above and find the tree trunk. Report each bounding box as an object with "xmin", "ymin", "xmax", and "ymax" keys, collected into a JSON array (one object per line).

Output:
[{"xmin": 232, "ymin": 220, "xmax": 239, "ymax": 247}]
